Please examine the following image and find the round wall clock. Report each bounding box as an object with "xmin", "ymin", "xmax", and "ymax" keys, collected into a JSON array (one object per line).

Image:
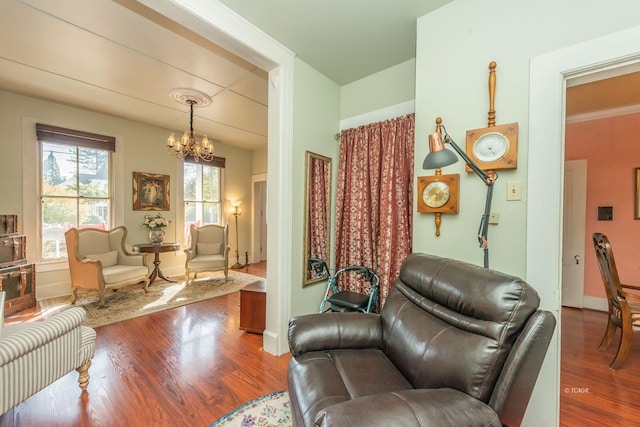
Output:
[
  {"xmin": 417, "ymin": 174, "xmax": 459, "ymax": 214},
  {"xmin": 423, "ymin": 181, "xmax": 451, "ymax": 208},
  {"xmin": 417, "ymin": 174, "xmax": 459, "ymax": 237},
  {"xmin": 464, "ymin": 61, "xmax": 518, "ymax": 172},
  {"xmin": 465, "ymin": 123, "xmax": 518, "ymax": 171}
]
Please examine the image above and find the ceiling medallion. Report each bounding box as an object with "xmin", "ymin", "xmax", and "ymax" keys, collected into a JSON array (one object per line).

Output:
[{"xmin": 166, "ymin": 88, "xmax": 214, "ymax": 162}]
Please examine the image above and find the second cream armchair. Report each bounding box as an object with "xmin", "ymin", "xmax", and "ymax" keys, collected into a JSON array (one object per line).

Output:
[{"xmin": 184, "ymin": 224, "xmax": 230, "ymax": 284}]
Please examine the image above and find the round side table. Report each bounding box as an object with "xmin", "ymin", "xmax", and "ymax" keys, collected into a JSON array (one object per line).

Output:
[{"xmin": 132, "ymin": 243, "xmax": 180, "ymax": 284}]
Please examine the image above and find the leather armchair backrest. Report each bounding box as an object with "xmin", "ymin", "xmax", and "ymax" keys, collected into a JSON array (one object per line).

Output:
[{"xmin": 381, "ymin": 254, "xmax": 540, "ymax": 403}]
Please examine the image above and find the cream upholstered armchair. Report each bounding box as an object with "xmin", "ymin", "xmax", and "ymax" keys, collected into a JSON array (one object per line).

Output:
[
  {"xmin": 0, "ymin": 292, "xmax": 96, "ymax": 414},
  {"xmin": 65, "ymin": 226, "xmax": 150, "ymax": 307},
  {"xmin": 184, "ymin": 224, "xmax": 230, "ymax": 284}
]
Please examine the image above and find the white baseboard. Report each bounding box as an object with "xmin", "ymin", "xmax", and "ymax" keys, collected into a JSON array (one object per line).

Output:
[
  {"xmin": 583, "ymin": 296, "xmax": 608, "ymax": 312},
  {"xmin": 37, "ymin": 281, "xmax": 71, "ymax": 300},
  {"xmin": 262, "ymin": 330, "xmax": 280, "ymax": 356}
]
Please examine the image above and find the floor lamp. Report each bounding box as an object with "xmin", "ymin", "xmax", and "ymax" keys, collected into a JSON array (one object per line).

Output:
[
  {"xmin": 231, "ymin": 202, "xmax": 247, "ymax": 269},
  {"xmin": 423, "ymin": 118, "xmax": 497, "ymax": 268}
]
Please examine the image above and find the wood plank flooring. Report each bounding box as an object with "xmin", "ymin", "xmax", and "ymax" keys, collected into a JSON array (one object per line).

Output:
[
  {"xmin": 3, "ymin": 266, "xmax": 640, "ymax": 426},
  {"xmin": 560, "ymin": 307, "xmax": 640, "ymax": 426},
  {"xmin": 0, "ymin": 262, "xmax": 290, "ymax": 427}
]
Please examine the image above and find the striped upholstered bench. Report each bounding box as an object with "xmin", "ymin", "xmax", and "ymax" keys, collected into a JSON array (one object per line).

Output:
[{"xmin": 0, "ymin": 292, "xmax": 96, "ymax": 414}]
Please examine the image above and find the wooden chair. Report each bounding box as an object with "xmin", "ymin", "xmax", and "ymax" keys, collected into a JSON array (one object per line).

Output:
[
  {"xmin": 592, "ymin": 232, "xmax": 640, "ymax": 369},
  {"xmin": 184, "ymin": 224, "xmax": 230, "ymax": 284}
]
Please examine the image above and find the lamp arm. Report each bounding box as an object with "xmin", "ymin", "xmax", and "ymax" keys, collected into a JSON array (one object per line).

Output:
[
  {"xmin": 441, "ymin": 132, "xmax": 493, "ymax": 184},
  {"xmin": 441, "ymin": 128, "xmax": 496, "ymax": 268}
]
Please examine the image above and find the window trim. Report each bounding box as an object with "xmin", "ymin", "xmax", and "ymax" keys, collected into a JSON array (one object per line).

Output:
[
  {"xmin": 182, "ymin": 160, "xmax": 225, "ymax": 244},
  {"xmin": 23, "ymin": 119, "xmax": 124, "ymax": 272}
]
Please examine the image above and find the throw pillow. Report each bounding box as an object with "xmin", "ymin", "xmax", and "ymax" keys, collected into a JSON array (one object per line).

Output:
[
  {"xmin": 85, "ymin": 250, "xmax": 119, "ymax": 268},
  {"xmin": 197, "ymin": 242, "xmax": 222, "ymax": 255}
]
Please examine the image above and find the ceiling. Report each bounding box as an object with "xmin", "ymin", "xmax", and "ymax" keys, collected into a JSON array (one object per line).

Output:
[
  {"xmin": 216, "ymin": 0, "xmax": 452, "ymax": 85},
  {"xmin": 0, "ymin": 0, "xmax": 638, "ymax": 153}
]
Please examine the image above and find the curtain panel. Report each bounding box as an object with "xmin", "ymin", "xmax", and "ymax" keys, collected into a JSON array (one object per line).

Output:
[
  {"xmin": 308, "ymin": 156, "xmax": 330, "ymax": 272},
  {"xmin": 335, "ymin": 113, "xmax": 414, "ymax": 307}
]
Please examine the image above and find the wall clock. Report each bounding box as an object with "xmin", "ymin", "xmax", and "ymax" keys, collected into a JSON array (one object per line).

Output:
[
  {"xmin": 417, "ymin": 173, "xmax": 459, "ymax": 236},
  {"xmin": 465, "ymin": 61, "xmax": 518, "ymax": 172}
]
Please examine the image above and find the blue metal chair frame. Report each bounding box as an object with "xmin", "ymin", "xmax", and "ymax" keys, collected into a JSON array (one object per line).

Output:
[{"xmin": 319, "ymin": 264, "xmax": 380, "ymax": 314}]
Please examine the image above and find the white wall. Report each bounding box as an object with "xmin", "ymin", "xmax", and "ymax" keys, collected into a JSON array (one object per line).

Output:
[{"xmin": 415, "ymin": 1, "xmax": 640, "ymax": 425}]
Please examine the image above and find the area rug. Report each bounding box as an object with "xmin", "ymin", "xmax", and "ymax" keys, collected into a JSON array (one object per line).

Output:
[
  {"xmin": 211, "ymin": 390, "xmax": 292, "ymax": 427},
  {"xmin": 39, "ymin": 271, "xmax": 263, "ymax": 328}
]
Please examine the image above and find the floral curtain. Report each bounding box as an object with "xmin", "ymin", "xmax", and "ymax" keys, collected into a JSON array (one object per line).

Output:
[
  {"xmin": 307, "ymin": 156, "xmax": 330, "ymax": 275},
  {"xmin": 335, "ymin": 113, "xmax": 414, "ymax": 307}
]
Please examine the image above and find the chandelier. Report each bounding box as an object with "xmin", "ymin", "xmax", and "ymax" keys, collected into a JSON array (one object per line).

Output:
[{"xmin": 167, "ymin": 88, "xmax": 214, "ymax": 162}]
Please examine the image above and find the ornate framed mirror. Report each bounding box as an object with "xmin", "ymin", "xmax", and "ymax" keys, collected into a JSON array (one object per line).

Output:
[{"xmin": 303, "ymin": 151, "xmax": 332, "ymax": 286}]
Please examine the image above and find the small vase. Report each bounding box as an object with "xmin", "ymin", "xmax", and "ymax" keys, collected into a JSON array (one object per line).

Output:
[{"xmin": 149, "ymin": 228, "xmax": 165, "ymax": 244}]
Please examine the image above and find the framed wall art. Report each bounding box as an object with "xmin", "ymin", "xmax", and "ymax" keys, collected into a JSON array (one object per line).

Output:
[{"xmin": 133, "ymin": 172, "xmax": 170, "ymax": 211}]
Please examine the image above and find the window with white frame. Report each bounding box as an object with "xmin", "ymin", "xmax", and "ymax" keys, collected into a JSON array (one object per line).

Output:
[
  {"xmin": 36, "ymin": 124, "xmax": 114, "ymax": 260},
  {"xmin": 183, "ymin": 155, "xmax": 225, "ymax": 244}
]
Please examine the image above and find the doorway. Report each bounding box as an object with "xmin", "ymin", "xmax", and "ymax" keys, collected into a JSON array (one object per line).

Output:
[
  {"xmin": 528, "ymin": 26, "xmax": 640, "ymax": 426},
  {"xmin": 252, "ymin": 174, "xmax": 268, "ymax": 263}
]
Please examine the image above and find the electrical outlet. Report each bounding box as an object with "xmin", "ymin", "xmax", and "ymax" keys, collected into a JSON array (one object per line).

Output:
[
  {"xmin": 507, "ymin": 181, "xmax": 522, "ymax": 201},
  {"xmin": 489, "ymin": 212, "xmax": 500, "ymax": 224}
]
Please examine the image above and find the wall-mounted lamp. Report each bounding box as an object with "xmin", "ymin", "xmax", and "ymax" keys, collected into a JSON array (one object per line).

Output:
[{"xmin": 423, "ymin": 118, "xmax": 497, "ymax": 268}]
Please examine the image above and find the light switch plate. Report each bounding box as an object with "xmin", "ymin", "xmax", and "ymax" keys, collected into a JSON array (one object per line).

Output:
[{"xmin": 507, "ymin": 181, "xmax": 522, "ymax": 201}]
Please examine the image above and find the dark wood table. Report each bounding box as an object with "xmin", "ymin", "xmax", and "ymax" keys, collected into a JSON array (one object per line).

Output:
[{"xmin": 132, "ymin": 243, "xmax": 180, "ymax": 284}]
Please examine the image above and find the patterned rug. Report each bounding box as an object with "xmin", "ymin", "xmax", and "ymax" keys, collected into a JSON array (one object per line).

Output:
[
  {"xmin": 39, "ymin": 271, "xmax": 263, "ymax": 328},
  {"xmin": 211, "ymin": 390, "xmax": 292, "ymax": 427}
]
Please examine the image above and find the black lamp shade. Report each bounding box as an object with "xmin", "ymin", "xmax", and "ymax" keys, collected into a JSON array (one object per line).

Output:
[{"xmin": 423, "ymin": 147, "xmax": 458, "ymax": 169}]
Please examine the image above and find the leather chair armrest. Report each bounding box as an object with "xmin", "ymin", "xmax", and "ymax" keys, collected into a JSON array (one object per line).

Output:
[
  {"xmin": 314, "ymin": 389, "xmax": 501, "ymax": 427},
  {"xmin": 288, "ymin": 312, "xmax": 382, "ymax": 356}
]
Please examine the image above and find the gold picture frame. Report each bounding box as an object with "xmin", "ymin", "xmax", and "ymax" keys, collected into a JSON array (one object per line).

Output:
[
  {"xmin": 635, "ymin": 168, "xmax": 640, "ymax": 220},
  {"xmin": 133, "ymin": 172, "xmax": 170, "ymax": 211}
]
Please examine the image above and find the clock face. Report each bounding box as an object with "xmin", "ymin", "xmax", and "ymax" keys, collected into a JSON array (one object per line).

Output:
[
  {"xmin": 422, "ymin": 181, "xmax": 450, "ymax": 208},
  {"xmin": 473, "ymin": 132, "xmax": 509, "ymax": 162}
]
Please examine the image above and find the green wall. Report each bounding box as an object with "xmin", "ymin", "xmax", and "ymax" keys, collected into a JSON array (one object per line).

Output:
[
  {"xmin": 0, "ymin": 89, "xmax": 255, "ymax": 297},
  {"xmin": 415, "ymin": 1, "xmax": 640, "ymax": 425},
  {"xmin": 290, "ymin": 58, "xmax": 341, "ymax": 316},
  {"xmin": 340, "ymin": 59, "xmax": 415, "ymax": 119}
]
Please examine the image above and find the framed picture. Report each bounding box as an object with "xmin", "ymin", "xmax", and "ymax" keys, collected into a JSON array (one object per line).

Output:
[
  {"xmin": 635, "ymin": 168, "xmax": 640, "ymax": 220},
  {"xmin": 133, "ymin": 172, "xmax": 170, "ymax": 211}
]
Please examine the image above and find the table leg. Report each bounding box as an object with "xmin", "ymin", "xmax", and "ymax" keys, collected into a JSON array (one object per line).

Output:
[{"xmin": 148, "ymin": 252, "xmax": 177, "ymax": 284}]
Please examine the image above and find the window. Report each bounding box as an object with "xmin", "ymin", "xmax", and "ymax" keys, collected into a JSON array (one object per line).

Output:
[
  {"xmin": 183, "ymin": 155, "xmax": 225, "ymax": 243},
  {"xmin": 37, "ymin": 124, "xmax": 115, "ymax": 260}
]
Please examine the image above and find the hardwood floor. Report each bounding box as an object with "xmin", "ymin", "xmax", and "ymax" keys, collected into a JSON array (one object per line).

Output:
[
  {"xmin": 4, "ymin": 266, "xmax": 640, "ymax": 426},
  {"xmin": 0, "ymin": 262, "xmax": 289, "ymax": 427},
  {"xmin": 561, "ymin": 307, "xmax": 640, "ymax": 426}
]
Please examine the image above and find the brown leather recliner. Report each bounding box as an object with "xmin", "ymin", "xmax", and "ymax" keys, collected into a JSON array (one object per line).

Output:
[{"xmin": 287, "ymin": 254, "xmax": 556, "ymax": 427}]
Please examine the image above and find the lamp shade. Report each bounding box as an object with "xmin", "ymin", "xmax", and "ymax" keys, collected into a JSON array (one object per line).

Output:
[{"xmin": 423, "ymin": 131, "xmax": 459, "ymax": 169}]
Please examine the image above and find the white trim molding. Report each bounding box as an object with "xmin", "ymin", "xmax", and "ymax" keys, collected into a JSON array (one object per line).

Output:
[
  {"xmin": 339, "ymin": 100, "xmax": 415, "ymax": 130},
  {"xmin": 140, "ymin": 0, "xmax": 295, "ymax": 356}
]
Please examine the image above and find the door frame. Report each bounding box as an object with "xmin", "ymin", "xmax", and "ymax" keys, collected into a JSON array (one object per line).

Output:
[{"xmin": 528, "ymin": 25, "xmax": 640, "ymax": 426}]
